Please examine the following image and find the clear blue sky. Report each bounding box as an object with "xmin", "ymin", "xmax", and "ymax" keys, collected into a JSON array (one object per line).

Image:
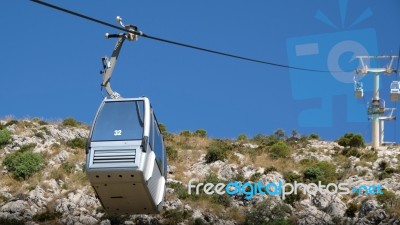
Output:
[{"xmin": 1, "ymin": 1, "xmax": 399, "ymax": 142}]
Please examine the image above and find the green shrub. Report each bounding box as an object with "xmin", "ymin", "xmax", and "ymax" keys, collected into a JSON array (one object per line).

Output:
[
  {"xmin": 166, "ymin": 146, "xmax": 178, "ymax": 161},
  {"xmin": 264, "ymin": 166, "xmax": 277, "ymax": 174},
  {"xmin": 342, "ymin": 148, "xmax": 361, "ymax": 158},
  {"xmin": 233, "ymin": 173, "xmax": 245, "ymax": 182},
  {"xmin": 191, "ymin": 218, "xmax": 206, "ymax": 225},
  {"xmin": 163, "ymin": 208, "xmax": 192, "ymax": 225},
  {"xmin": 283, "ymin": 192, "xmax": 303, "ymax": 206},
  {"xmin": 169, "ymin": 182, "xmax": 191, "ymax": 200},
  {"xmin": 337, "ymin": 133, "xmax": 365, "ymax": 148},
  {"xmin": 38, "ymin": 120, "xmax": 48, "ymax": 126},
  {"xmin": 250, "ymin": 172, "xmax": 262, "ymax": 182},
  {"xmin": 0, "ymin": 120, "xmax": 18, "ymax": 130},
  {"xmin": 0, "ymin": 218, "xmax": 25, "ymax": 225},
  {"xmin": 303, "ymin": 167, "xmax": 323, "ymax": 182},
  {"xmin": 309, "ymin": 133, "xmax": 319, "ymax": 139},
  {"xmin": 32, "ymin": 117, "xmax": 48, "ymax": 126},
  {"xmin": 66, "ymin": 137, "xmax": 87, "ymax": 149},
  {"xmin": 378, "ymin": 160, "xmax": 389, "ymax": 171},
  {"xmin": 62, "ymin": 117, "xmax": 80, "ymax": 127},
  {"xmin": 299, "ymin": 158, "xmax": 318, "ymax": 166},
  {"xmin": 303, "ymin": 161, "xmax": 337, "ymax": 184},
  {"xmin": 360, "ymin": 150, "xmax": 378, "ymax": 161},
  {"xmin": 3, "ymin": 147, "xmax": 45, "ymax": 180},
  {"xmin": 378, "ymin": 172, "xmax": 393, "ymax": 180},
  {"xmin": 61, "ymin": 162, "xmax": 75, "ymax": 174},
  {"xmin": 205, "ymin": 140, "xmax": 231, "ymax": 163},
  {"xmin": 204, "ymin": 172, "xmax": 220, "ymax": 184},
  {"xmin": 193, "ymin": 129, "xmax": 207, "ymax": 138},
  {"xmin": 291, "ymin": 130, "xmax": 299, "ymax": 138},
  {"xmin": 283, "ymin": 171, "xmax": 302, "ymax": 183},
  {"xmin": 345, "ymin": 202, "xmax": 359, "ymax": 217},
  {"xmin": 273, "ymin": 129, "xmax": 285, "ymax": 139},
  {"xmin": 349, "ymin": 135, "xmax": 364, "ymax": 147},
  {"xmin": 376, "ymin": 190, "xmax": 397, "ymax": 206},
  {"xmin": 269, "ymin": 141, "xmax": 291, "ymax": 159},
  {"xmin": 19, "ymin": 143, "xmax": 36, "ymax": 152},
  {"xmin": 180, "ymin": 130, "xmax": 192, "ymax": 137},
  {"xmin": 0, "ymin": 128, "xmax": 12, "ymax": 147},
  {"xmin": 252, "ymin": 134, "xmax": 279, "ymax": 146},
  {"xmin": 358, "ymin": 170, "xmax": 368, "ymax": 177},
  {"xmin": 158, "ymin": 123, "xmax": 167, "ymax": 135},
  {"xmin": 245, "ymin": 200, "xmax": 292, "ymax": 225},
  {"xmin": 33, "ymin": 211, "xmax": 62, "ymax": 222},
  {"xmin": 211, "ymin": 194, "xmax": 231, "ymax": 206},
  {"xmin": 102, "ymin": 215, "xmax": 128, "ymax": 225},
  {"xmin": 237, "ymin": 134, "xmax": 248, "ymax": 142},
  {"xmin": 205, "ymin": 147, "xmax": 226, "ymax": 163},
  {"xmin": 6, "ymin": 120, "xmax": 18, "ymax": 126},
  {"xmin": 384, "ymin": 167, "xmax": 398, "ymax": 174},
  {"xmin": 34, "ymin": 131, "xmax": 45, "ymax": 139}
]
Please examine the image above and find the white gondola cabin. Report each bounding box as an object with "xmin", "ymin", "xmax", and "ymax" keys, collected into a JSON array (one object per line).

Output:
[
  {"xmin": 354, "ymin": 82, "xmax": 364, "ymax": 98},
  {"xmin": 390, "ymin": 81, "xmax": 400, "ymax": 101},
  {"xmin": 86, "ymin": 97, "xmax": 167, "ymax": 214}
]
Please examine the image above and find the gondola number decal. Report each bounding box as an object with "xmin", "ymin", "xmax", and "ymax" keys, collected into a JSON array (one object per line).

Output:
[{"xmin": 114, "ymin": 130, "xmax": 122, "ymax": 136}]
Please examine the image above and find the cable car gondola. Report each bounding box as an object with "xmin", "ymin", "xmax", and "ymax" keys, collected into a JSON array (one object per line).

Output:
[
  {"xmin": 86, "ymin": 97, "xmax": 167, "ymax": 214},
  {"xmin": 390, "ymin": 81, "xmax": 400, "ymax": 101},
  {"xmin": 85, "ymin": 17, "xmax": 167, "ymax": 214},
  {"xmin": 354, "ymin": 81, "xmax": 364, "ymax": 98}
]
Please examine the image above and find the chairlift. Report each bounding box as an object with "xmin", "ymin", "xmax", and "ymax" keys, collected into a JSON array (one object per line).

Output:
[
  {"xmin": 390, "ymin": 81, "xmax": 400, "ymax": 101},
  {"xmin": 85, "ymin": 17, "xmax": 166, "ymax": 214},
  {"xmin": 354, "ymin": 81, "xmax": 364, "ymax": 98}
]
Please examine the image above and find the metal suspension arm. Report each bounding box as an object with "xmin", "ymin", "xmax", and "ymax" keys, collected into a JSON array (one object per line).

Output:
[
  {"xmin": 101, "ymin": 34, "xmax": 126, "ymax": 99},
  {"xmin": 100, "ymin": 16, "xmax": 140, "ymax": 99}
]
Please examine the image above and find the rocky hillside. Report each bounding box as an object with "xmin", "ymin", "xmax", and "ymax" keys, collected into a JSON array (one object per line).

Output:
[{"xmin": 0, "ymin": 118, "xmax": 399, "ymax": 225}]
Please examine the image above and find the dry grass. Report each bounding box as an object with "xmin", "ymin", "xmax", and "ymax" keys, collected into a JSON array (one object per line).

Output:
[
  {"xmin": 167, "ymin": 135, "xmax": 210, "ymax": 151},
  {"xmin": 244, "ymin": 154, "xmax": 306, "ymax": 173},
  {"xmin": 170, "ymin": 149, "xmax": 205, "ymax": 184},
  {"xmin": 187, "ymin": 199, "xmax": 226, "ymax": 217},
  {"xmin": 224, "ymin": 207, "xmax": 246, "ymax": 223},
  {"xmin": 0, "ymin": 173, "xmax": 27, "ymax": 195}
]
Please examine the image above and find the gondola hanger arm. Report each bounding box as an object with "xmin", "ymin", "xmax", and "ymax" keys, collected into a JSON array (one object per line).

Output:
[{"xmin": 101, "ymin": 16, "xmax": 140, "ymax": 99}]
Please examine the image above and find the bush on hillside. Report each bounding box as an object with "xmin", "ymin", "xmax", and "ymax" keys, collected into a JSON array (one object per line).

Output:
[
  {"xmin": 345, "ymin": 202, "xmax": 359, "ymax": 218},
  {"xmin": 245, "ymin": 200, "xmax": 293, "ymax": 225},
  {"xmin": 158, "ymin": 123, "xmax": 167, "ymax": 135},
  {"xmin": 0, "ymin": 129, "xmax": 12, "ymax": 147},
  {"xmin": 180, "ymin": 130, "xmax": 192, "ymax": 137},
  {"xmin": 62, "ymin": 117, "xmax": 80, "ymax": 127},
  {"xmin": 337, "ymin": 133, "xmax": 365, "ymax": 148},
  {"xmin": 193, "ymin": 129, "xmax": 207, "ymax": 138},
  {"xmin": 3, "ymin": 145, "xmax": 45, "ymax": 180},
  {"xmin": 205, "ymin": 140, "xmax": 231, "ymax": 163},
  {"xmin": 166, "ymin": 146, "xmax": 178, "ymax": 161},
  {"xmin": 237, "ymin": 134, "xmax": 248, "ymax": 142},
  {"xmin": 303, "ymin": 161, "xmax": 337, "ymax": 184},
  {"xmin": 269, "ymin": 141, "xmax": 291, "ymax": 159},
  {"xmin": 66, "ymin": 137, "xmax": 87, "ymax": 149}
]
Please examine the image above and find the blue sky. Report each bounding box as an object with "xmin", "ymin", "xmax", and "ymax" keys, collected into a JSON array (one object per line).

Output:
[{"xmin": 1, "ymin": 1, "xmax": 399, "ymax": 142}]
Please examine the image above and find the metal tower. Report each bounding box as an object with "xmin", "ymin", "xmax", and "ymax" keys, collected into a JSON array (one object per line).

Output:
[{"xmin": 354, "ymin": 55, "xmax": 399, "ymax": 149}]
